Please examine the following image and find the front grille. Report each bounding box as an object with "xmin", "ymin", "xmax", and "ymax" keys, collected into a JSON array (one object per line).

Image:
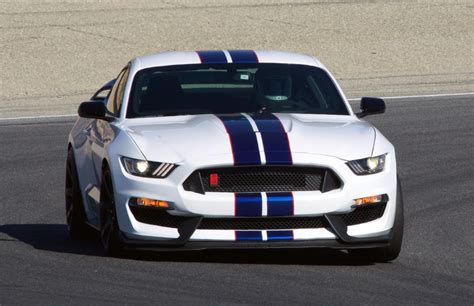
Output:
[
  {"xmin": 198, "ymin": 216, "xmax": 328, "ymax": 230},
  {"xmin": 129, "ymin": 203, "xmax": 386, "ymax": 230},
  {"xmin": 183, "ymin": 166, "xmax": 341, "ymax": 194}
]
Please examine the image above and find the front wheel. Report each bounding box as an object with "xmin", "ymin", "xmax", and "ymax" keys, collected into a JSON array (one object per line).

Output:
[
  {"xmin": 349, "ymin": 177, "xmax": 404, "ymax": 262},
  {"xmin": 100, "ymin": 166, "xmax": 124, "ymax": 257},
  {"xmin": 65, "ymin": 149, "xmax": 93, "ymax": 240}
]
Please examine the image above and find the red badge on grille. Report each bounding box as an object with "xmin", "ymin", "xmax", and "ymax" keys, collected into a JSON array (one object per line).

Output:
[{"xmin": 209, "ymin": 173, "xmax": 219, "ymax": 187}]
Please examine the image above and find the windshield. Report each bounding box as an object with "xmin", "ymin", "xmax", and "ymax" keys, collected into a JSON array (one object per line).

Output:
[{"xmin": 127, "ymin": 64, "xmax": 350, "ymax": 118}]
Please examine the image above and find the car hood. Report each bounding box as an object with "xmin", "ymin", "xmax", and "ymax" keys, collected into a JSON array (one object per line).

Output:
[{"xmin": 122, "ymin": 113, "xmax": 375, "ymax": 163}]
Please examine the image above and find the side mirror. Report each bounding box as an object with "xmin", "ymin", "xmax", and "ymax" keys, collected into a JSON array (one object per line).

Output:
[
  {"xmin": 356, "ymin": 97, "xmax": 386, "ymax": 118},
  {"xmin": 78, "ymin": 101, "xmax": 114, "ymax": 122}
]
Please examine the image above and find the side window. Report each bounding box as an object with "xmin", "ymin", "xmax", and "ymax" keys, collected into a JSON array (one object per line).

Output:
[
  {"xmin": 91, "ymin": 86, "xmax": 112, "ymax": 102},
  {"xmin": 107, "ymin": 67, "xmax": 130, "ymax": 115}
]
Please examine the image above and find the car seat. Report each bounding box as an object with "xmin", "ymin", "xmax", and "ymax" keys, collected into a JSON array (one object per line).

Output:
[
  {"xmin": 139, "ymin": 74, "xmax": 183, "ymax": 113},
  {"xmin": 254, "ymin": 68, "xmax": 293, "ymax": 106}
]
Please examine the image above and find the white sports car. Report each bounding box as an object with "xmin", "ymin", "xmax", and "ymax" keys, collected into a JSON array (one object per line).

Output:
[{"xmin": 66, "ymin": 50, "xmax": 403, "ymax": 261}]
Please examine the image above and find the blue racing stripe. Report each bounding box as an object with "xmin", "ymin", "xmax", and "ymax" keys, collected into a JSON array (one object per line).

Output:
[
  {"xmin": 235, "ymin": 193, "xmax": 262, "ymax": 217},
  {"xmin": 228, "ymin": 50, "xmax": 259, "ymax": 63},
  {"xmin": 251, "ymin": 113, "xmax": 292, "ymax": 165},
  {"xmin": 217, "ymin": 114, "xmax": 261, "ymax": 165},
  {"xmin": 236, "ymin": 231, "xmax": 262, "ymax": 241},
  {"xmin": 196, "ymin": 50, "xmax": 228, "ymax": 64},
  {"xmin": 267, "ymin": 230, "xmax": 294, "ymax": 241},
  {"xmin": 267, "ymin": 192, "xmax": 294, "ymax": 216}
]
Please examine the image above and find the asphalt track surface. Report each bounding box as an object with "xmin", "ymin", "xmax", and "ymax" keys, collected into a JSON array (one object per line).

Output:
[{"xmin": 0, "ymin": 95, "xmax": 473, "ymax": 304}]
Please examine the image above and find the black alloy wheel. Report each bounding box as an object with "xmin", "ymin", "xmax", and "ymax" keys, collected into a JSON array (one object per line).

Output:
[
  {"xmin": 65, "ymin": 149, "xmax": 92, "ymax": 240},
  {"xmin": 100, "ymin": 166, "xmax": 124, "ymax": 256}
]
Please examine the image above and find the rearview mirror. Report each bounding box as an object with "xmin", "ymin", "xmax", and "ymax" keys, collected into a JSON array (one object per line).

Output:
[
  {"xmin": 356, "ymin": 97, "xmax": 386, "ymax": 118},
  {"xmin": 78, "ymin": 101, "xmax": 114, "ymax": 122}
]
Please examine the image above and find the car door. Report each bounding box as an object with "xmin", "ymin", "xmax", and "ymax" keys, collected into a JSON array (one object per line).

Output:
[{"xmin": 82, "ymin": 66, "xmax": 129, "ymax": 225}]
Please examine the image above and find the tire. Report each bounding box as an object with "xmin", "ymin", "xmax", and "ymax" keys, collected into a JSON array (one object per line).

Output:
[
  {"xmin": 349, "ymin": 177, "xmax": 404, "ymax": 262},
  {"xmin": 65, "ymin": 149, "xmax": 93, "ymax": 240},
  {"xmin": 100, "ymin": 166, "xmax": 124, "ymax": 257}
]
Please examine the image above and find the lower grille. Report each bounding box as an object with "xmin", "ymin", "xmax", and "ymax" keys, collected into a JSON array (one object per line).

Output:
[
  {"xmin": 129, "ymin": 203, "xmax": 386, "ymax": 230},
  {"xmin": 129, "ymin": 206, "xmax": 191, "ymax": 228},
  {"xmin": 183, "ymin": 166, "xmax": 341, "ymax": 194},
  {"xmin": 198, "ymin": 216, "xmax": 328, "ymax": 230},
  {"xmin": 341, "ymin": 204, "xmax": 386, "ymax": 226}
]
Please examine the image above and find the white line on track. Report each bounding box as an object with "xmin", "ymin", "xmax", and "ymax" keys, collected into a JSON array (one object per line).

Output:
[
  {"xmin": 0, "ymin": 92, "xmax": 472, "ymax": 121},
  {"xmin": 346, "ymin": 92, "xmax": 474, "ymax": 101},
  {"xmin": 0, "ymin": 114, "xmax": 76, "ymax": 121}
]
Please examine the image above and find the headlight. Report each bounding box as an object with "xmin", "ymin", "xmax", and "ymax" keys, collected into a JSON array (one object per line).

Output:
[
  {"xmin": 346, "ymin": 154, "xmax": 386, "ymax": 175},
  {"xmin": 121, "ymin": 157, "xmax": 177, "ymax": 178}
]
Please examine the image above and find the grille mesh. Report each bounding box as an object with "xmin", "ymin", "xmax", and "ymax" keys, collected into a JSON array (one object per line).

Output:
[
  {"xmin": 183, "ymin": 166, "xmax": 340, "ymax": 193},
  {"xmin": 129, "ymin": 206, "xmax": 190, "ymax": 228},
  {"xmin": 129, "ymin": 204, "xmax": 386, "ymax": 230},
  {"xmin": 198, "ymin": 216, "xmax": 328, "ymax": 230},
  {"xmin": 341, "ymin": 204, "xmax": 386, "ymax": 226}
]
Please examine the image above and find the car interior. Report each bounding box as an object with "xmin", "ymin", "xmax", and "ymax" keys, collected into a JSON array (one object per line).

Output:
[{"xmin": 127, "ymin": 64, "xmax": 349, "ymax": 118}]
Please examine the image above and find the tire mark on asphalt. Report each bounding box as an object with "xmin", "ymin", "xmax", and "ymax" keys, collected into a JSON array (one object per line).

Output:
[
  {"xmin": 0, "ymin": 1, "xmax": 357, "ymax": 16},
  {"xmin": 63, "ymin": 27, "xmax": 131, "ymax": 45},
  {"xmin": 0, "ymin": 20, "xmax": 128, "ymax": 30}
]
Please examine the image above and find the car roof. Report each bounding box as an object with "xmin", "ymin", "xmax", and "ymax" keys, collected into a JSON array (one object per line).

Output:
[{"xmin": 132, "ymin": 50, "xmax": 325, "ymax": 71}]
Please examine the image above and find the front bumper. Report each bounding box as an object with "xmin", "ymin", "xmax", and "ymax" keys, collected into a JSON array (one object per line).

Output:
[
  {"xmin": 121, "ymin": 236, "xmax": 391, "ymax": 252},
  {"xmin": 110, "ymin": 152, "xmax": 398, "ymax": 248},
  {"xmin": 119, "ymin": 211, "xmax": 392, "ymax": 251}
]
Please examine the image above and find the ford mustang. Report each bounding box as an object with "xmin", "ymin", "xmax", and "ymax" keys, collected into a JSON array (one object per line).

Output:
[{"xmin": 65, "ymin": 50, "xmax": 403, "ymax": 261}]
